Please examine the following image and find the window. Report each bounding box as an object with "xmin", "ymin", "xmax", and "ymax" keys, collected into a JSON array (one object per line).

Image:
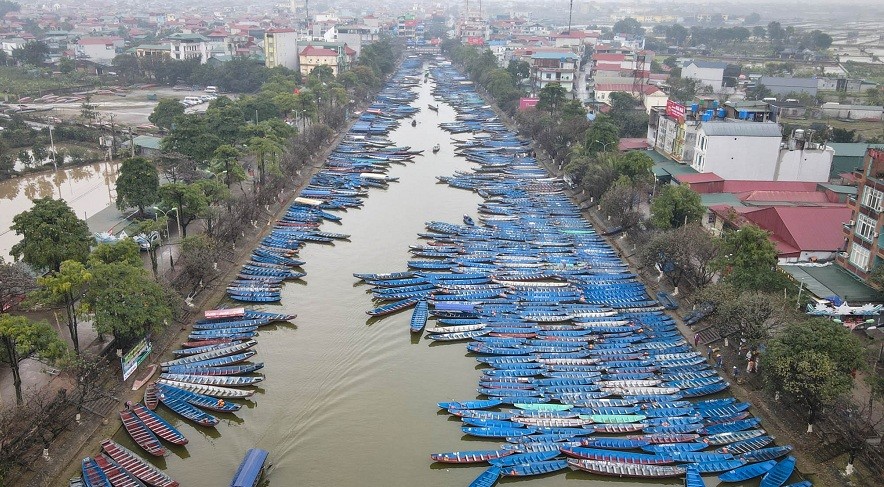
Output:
[
  {"xmin": 707, "ymin": 212, "xmax": 716, "ymax": 224},
  {"xmin": 849, "ymin": 243, "xmax": 871, "ymax": 270},
  {"xmin": 861, "ymin": 186, "xmax": 883, "ymax": 212},
  {"xmin": 855, "ymin": 213, "xmax": 876, "ymax": 241}
]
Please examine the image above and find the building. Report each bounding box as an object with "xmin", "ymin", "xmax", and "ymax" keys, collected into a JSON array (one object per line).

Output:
[
  {"xmin": 1, "ymin": 37, "xmax": 27, "ymax": 56},
  {"xmin": 264, "ymin": 28, "xmax": 299, "ymax": 70},
  {"xmin": 75, "ymin": 37, "xmax": 124, "ymax": 64},
  {"xmin": 166, "ymin": 33, "xmax": 210, "ymax": 63},
  {"xmin": 757, "ymin": 76, "xmax": 819, "ymax": 98},
  {"xmin": 820, "ymin": 103, "xmax": 884, "ymax": 121},
  {"xmin": 530, "ymin": 50, "xmax": 580, "ymax": 94},
  {"xmin": 298, "ymin": 45, "xmax": 341, "ymax": 77},
  {"xmin": 592, "ymin": 83, "xmax": 667, "ymax": 113},
  {"xmin": 681, "ymin": 60, "xmax": 727, "ymax": 92},
  {"xmin": 692, "ymin": 122, "xmax": 833, "ymax": 182},
  {"xmin": 838, "ymin": 148, "xmax": 884, "ymax": 280}
]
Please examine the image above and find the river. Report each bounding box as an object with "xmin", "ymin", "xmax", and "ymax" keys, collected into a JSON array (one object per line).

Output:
[{"xmin": 116, "ymin": 66, "xmax": 682, "ymax": 487}]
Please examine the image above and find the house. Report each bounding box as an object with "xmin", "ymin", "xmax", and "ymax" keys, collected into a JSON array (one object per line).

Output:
[
  {"xmin": 820, "ymin": 103, "xmax": 884, "ymax": 121},
  {"xmin": 838, "ymin": 148, "xmax": 884, "ymax": 281},
  {"xmin": 767, "ymin": 101, "xmax": 808, "ymax": 122},
  {"xmin": 592, "ymin": 83, "xmax": 667, "ymax": 113},
  {"xmin": 75, "ymin": 37, "xmax": 124, "ymax": 64},
  {"xmin": 757, "ymin": 76, "xmax": 819, "ymax": 98},
  {"xmin": 530, "ymin": 50, "xmax": 580, "ymax": 93},
  {"xmin": 166, "ymin": 33, "xmax": 210, "ymax": 64},
  {"xmin": 298, "ymin": 45, "xmax": 341, "ymax": 77},
  {"xmin": 829, "ymin": 143, "xmax": 884, "ymax": 178},
  {"xmin": 723, "ymin": 100, "xmax": 772, "ymax": 122},
  {"xmin": 0, "ymin": 37, "xmax": 27, "ymax": 56},
  {"xmin": 681, "ymin": 60, "xmax": 727, "ymax": 92},
  {"xmin": 692, "ymin": 121, "xmax": 833, "ymax": 182},
  {"xmin": 264, "ymin": 28, "xmax": 299, "ymax": 70}
]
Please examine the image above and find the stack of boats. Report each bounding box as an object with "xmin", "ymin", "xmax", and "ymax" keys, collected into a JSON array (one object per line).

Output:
[{"xmin": 351, "ymin": 64, "xmax": 811, "ymax": 487}]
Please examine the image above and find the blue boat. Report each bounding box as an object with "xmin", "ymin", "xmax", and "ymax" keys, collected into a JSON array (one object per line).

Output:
[
  {"xmin": 783, "ymin": 482, "xmax": 812, "ymax": 487},
  {"xmin": 500, "ymin": 459, "xmax": 568, "ymax": 476},
  {"xmin": 468, "ymin": 466, "xmax": 501, "ymax": 487},
  {"xmin": 488, "ymin": 450, "xmax": 560, "ymax": 467},
  {"xmin": 438, "ymin": 399, "xmax": 502, "ymax": 410},
  {"xmin": 684, "ymin": 465, "xmax": 703, "ymax": 487},
  {"xmin": 229, "ymin": 448, "xmax": 269, "ymax": 487},
  {"xmin": 719, "ymin": 459, "xmax": 777, "ymax": 482},
  {"xmin": 691, "ymin": 459, "xmax": 747, "ymax": 473},
  {"xmin": 409, "ymin": 300, "xmax": 428, "ymax": 333},
  {"xmin": 759, "ymin": 456, "xmax": 797, "ymax": 487},
  {"xmin": 81, "ymin": 457, "xmax": 111, "ymax": 487},
  {"xmin": 580, "ymin": 438, "xmax": 649, "ymax": 450},
  {"xmin": 739, "ymin": 445, "xmax": 794, "ymax": 463},
  {"xmin": 714, "ymin": 435, "xmax": 774, "ymax": 455},
  {"xmin": 462, "ymin": 426, "xmax": 535, "ymax": 438}
]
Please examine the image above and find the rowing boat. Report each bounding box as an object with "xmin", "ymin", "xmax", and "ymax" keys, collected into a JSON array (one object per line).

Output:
[
  {"xmin": 100, "ymin": 439, "xmax": 179, "ymax": 487},
  {"xmin": 131, "ymin": 403, "xmax": 188, "ymax": 445},
  {"xmin": 119, "ymin": 410, "xmax": 166, "ymax": 456}
]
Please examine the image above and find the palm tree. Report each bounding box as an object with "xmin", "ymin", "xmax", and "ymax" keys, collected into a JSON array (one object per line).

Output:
[{"xmin": 248, "ymin": 136, "xmax": 284, "ymax": 191}]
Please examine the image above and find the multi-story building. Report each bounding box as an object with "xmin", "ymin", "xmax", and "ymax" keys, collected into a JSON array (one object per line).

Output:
[
  {"xmin": 681, "ymin": 60, "xmax": 727, "ymax": 92},
  {"xmin": 838, "ymin": 148, "xmax": 884, "ymax": 280},
  {"xmin": 75, "ymin": 37, "xmax": 124, "ymax": 64},
  {"xmin": 530, "ymin": 50, "xmax": 579, "ymax": 94},
  {"xmin": 264, "ymin": 28, "xmax": 299, "ymax": 70},
  {"xmin": 298, "ymin": 44, "xmax": 341, "ymax": 77},
  {"xmin": 167, "ymin": 33, "xmax": 210, "ymax": 63}
]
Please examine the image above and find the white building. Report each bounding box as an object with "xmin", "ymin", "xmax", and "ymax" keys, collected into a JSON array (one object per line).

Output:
[
  {"xmin": 166, "ymin": 33, "xmax": 210, "ymax": 64},
  {"xmin": 682, "ymin": 60, "xmax": 727, "ymax": 92},
  {"xmin": 531, "ymin": 51, "xmax": 580, "ymax": 93},
  {"xmin": 264, "ymin": 29, "xmax": 300, "ymax": 70},
  {"xmin": 1, "ymin": 37, "xmax": 27, "ymax": 56},
  {"xmin": 692, "ymin": 122, "xmax": 833, "ymax": 182},
  {"xmin": 76, "ymin": 37, "xmax": 125, "ymax": 64}
]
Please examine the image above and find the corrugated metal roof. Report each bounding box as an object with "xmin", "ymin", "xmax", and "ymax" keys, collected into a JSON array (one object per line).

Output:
[
  {"xmin": 700, "ymin": 122, "xmax": 782, "ymax": 137},
  {"xmin": 758, "ymin": 76, "xmax": 819, "ymax": 89},
  {"xmin": 531, "ymin": 51, "xmax": 579, "ymax": 60}
]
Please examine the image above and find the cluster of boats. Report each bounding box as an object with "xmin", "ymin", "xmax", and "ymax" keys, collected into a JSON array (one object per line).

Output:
[
  {"xmin": 73, "ymin": 308, "xmax": 292, "ymax": 487},
  {"xmin": 352, "ymin": 64, "xmax": 811, "ymax": 487}
]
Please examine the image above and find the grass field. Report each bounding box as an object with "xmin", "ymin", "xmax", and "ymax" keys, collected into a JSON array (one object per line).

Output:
[{"xmin": 0, "ymin": 67, "xmax": 97, "ymax": 98}]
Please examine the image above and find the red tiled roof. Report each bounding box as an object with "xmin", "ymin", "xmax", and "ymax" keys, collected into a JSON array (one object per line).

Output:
[
  {"xmin": 77, "ymin": 37, "xmax": 122, "ymax": 45},
  {"xmin": 300, "ymin": 45, "xmax": 338, "ymax": 57},
  {"xmin": 736, "ymin": 190, "xmax": 831, "ymax": 203},
  {"xmin": 344, "ymin": 45, "xmax": 356, "ymax": 55},
  {"xmin": 677, "ymin": 172, "xmax": 725, "ymax": 184},
  {"xmin": 618, "ymin": 138, "xmax": 649, "ymax": 151},
  {"xmin": 593, "ymin": 53, "xmax": 625, "ymax": 62},
  {"xmin": 743, "ymin": 206, "xmax": 852, "ymax": 253},
  {"xmin": 720, "ymin": 180, "xmax": 819, "ymax": 193}
]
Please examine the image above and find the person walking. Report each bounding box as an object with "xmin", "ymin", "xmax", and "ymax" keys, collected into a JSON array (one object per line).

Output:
[
  {"xmin": 694, "ymin": 333, "xmax": 700, "ymax": 348},
  {"xmin": 715, "ymin": 354, "xmax": 723, "ymax": 369},
  {"xmin": 746, "ymin": 359, "xmax": 754, "ymax": 374}
]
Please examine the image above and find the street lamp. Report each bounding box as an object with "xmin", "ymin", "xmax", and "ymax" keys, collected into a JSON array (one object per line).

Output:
[
  {"xmin": 151, "ymin": 206, "xmax": 179, "ymax": 238},
  {"xmin": 595, "ymin": 139, "xmax": 615, "ymax": 153}
]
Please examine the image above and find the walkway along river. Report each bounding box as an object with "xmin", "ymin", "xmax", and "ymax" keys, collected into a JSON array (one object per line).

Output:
[{"xmin": 98, "ymin": 58, "xmax": 803, "ymax": 486}]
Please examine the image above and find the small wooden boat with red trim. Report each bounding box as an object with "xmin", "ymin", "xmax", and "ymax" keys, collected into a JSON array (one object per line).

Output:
[
  {"xmin": 143, "ymin": 383, "xmax": 158, "ymax": 410},
  {"xmin": 131, "ymin": 403, "xmax": 188, "ymax": 445},
  {"xmin": 100, "ymin": 439, "xmax": 178, "ymax": 487},
  {"xmin": 93, "ymin": 454, "xmax": 146, "ymax": 487},
  {"xmin": 180, "ymin": 338, "xmax": 236, "ymax": 348},
  {"xmin": 119, "ymin": 410, "xmax": 166, "ymax": 456},
  {"xmin": 430, "ymin": 449, "xmax": 513, "ymax": 464},
  {"xmin": 131, "ymin": 365, "xmax": 157, "ymax": 391},
  {"xmin": 81, "ymin": 457, "xmax": 111, "ymax": 487}
]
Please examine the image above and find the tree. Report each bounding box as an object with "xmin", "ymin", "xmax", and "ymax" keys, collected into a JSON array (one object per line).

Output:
[
  {"xmin": 761, "ymin": 319, "xmax": 865, "ymax": 432},
  {"xmin": 583, "ymin": 119, "xmax": 620, "ymax": 155},
  {"xmin": 148, "ymin": 98, "xmax": 185, "ymax": 132},
  {"xmin": 831, "ymin": 128, "xmax": 857, "ymax": 143},
  {"xmin": 807, "ymin": 30, "xmax": 833, "ymax": 50},
  {"xmin": 80, "ymin": 96, "xmax": 97, "ymax": 122},
  {"xmin": 667, "ymin": 77, "xmax": 703, "ymax": 102},
  {"xmin": 599, "ymin": 177, "xmax": 643, "ymax": 229},
  {"xmin": 614, "ymin": 151, "xmax": 654, "ymax": 185},
  {"xmin": 57, "ymin": 57, "xmax": 75, "ymax": 74},
  {"xmin": 158, "ymin": 182, "xmax": 208, "ymax": 237},
  {"xmin": 506, "ymin": 59, "xmax": 530, "ymax": 81},
  {"xmin": 613, "ymin": 17, "xmax": 645, "ymax": 36},
  {"xmin": 715, "ymin": 225, "xmax": 789, "ymax": 291},
  {"xmin": 665, "ymin": 24, "xmax": 689, "ymax": 46},
  {"xmin": 248, "ymin": 136, "xmax": 284, "ymax": 190},
  {"xmin": 132, "ymin": 218, "xmax": 166, "ymax": 279},
  {"xmin": 115, "ymin": 157, "xmax": 159, "ymax": 215},
  {"xmin": 88, "ymin": 240, "xmax": 141, "ymax": 268},
  {"xmin": 11, "ymin": 41, "xmax": 49, "ymax": 66},
  {"xmin": 745, "ymin": 13, "xmax": 762, "ymax": 25},
  {"xmin": 536, "ymin": 83, "xmax": 568, "ymax": 112},
  {"xmin": 650, "ymin": 185, "xmax": 704, "ymax": 229},
  {"xmin": 767, "ymin": 21, "xmax": 785, "ymax": 41},
  {"xmin": 209, "ymin": 144, "xmax": 245, "ymax": 188},
  {"xmin": 83, "ymin": 262, "xmax": 173, "ymax": 346},
  {"xmin": 639, "ymin": 228, "xmax": 694, "ymax": 288},
  {"xmin": 160, "ymin": 115, "xmax": 222, "ymax": 164},
  {"xmin": 10, "ymin": 198, "xmax": 93, "ymax": 273},
  {"xmin": 309, "ymin": 65, "xmax": 335, "ymax": 84},
  {"xmin": 752, "ymin": 26, "xmax": 767, "ymax": 39},
  {"xmin": 747, "ymin": 83, "xmax": 773, "ymax": 100},
  {"xmin": 0, "ymin": 258, "xmax": 36, "ymax": 315},
  {"xmin": 35, "ymin": 261, "xmax": 92, "ymax": 355},
  {"xmin": 0, "ymin": 315, "xmax": 66, "ymax": 404},
  {"xmin": 180, "ymin": 235, "xmax": 219, "ymax": 285}
]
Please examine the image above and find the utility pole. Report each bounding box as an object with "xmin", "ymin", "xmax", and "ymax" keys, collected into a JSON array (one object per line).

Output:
[
  {"xmin": 568, "ymin": 0, "xmax": 573, "ymax": 34},
  {"xmin": 128, "ymin": 127, "xmax": 134, "ymax": 158}
]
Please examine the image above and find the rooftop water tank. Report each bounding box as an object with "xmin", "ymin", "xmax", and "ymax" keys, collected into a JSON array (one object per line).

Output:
[
  {"xmin": 717, "ymin": 108, "xmax": 726, "ymax": 118},
  {"xmin": 691, "ymin": 103, "xmax": 699, "ymax": 113}
]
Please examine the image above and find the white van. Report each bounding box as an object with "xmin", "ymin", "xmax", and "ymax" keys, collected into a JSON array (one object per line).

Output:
[
  {"xmin": 205, "ymin": 86, "xmax": 218, "ymax": 94},
  {"xmin": 183, "ymin": 96, "xmax": 202, "ymax": 105}
]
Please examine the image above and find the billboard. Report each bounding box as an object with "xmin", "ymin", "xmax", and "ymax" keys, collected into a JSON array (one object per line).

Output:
[
  {"xmin": 519, "ymin": 98, "xmax": 539, "ymax": 110},
  {"xmin": 666, "ymin": 99, "xmax": 686, "ymax": 120},
  {"xmin": 466, "ymin": 37, "xmax": 485, "ymax": 46},
  {"xmin": 121, "ymin": 337, "xmax": 152, "ymax": 381}
]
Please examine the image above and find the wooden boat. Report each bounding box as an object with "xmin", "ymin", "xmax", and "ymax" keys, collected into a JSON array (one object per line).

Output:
[
  {"xmin": 738, "ymin": 445, "xmax": 793, "ymax": 463},
  {"xmin": 759, "ymin": 456, "xmax": 796, "ymax": 487},
  {"xmin": 500, "ymin": 459, "xmax": 568, "ymax": 476},
  {"xmin": 704, "ymin": 429, "xmax": 766, "ymax": 446},
  {"xmin": 692, "ymin": 460, "xmax": 747, "ymax": 473},
  {"xmin": 488, "ymin": 450, "xmax": 561, "ymax": 467},
  {"xmin": 591, "ymin": 423, "xmax": 645, "ymax": 434},
  {"xmin": 719, "ymin": 459, "xmax": 777, "ymax": 482},
  {"xmin": 642, "ymin": 442, "xmax": 707, "ymax": 453},
  {"xmin": 514, "ymin": 403, "xmax": 572, "ymax": 412},
  {"xmin": 462, "ymin": 426, "xmax": 536, "ymax": 438},
  {"xmin": 162, "ymin": 351, "xmax": 257, "ymax": 370},
  {"xmin": 156, "ymin": 379, "xmax": 254, "ymax": 398},
  {"xmin": 159, "ymin": 373, "xmax": 263, "ymax": 387},
  {"xmin": 160, "ymin": 341, "xmax": 257, "ymax": 367},
  {"xmin": 154, "ymin": 383, "xmax": 242, "ymax": 412},
  {"xmin": 131, "ymin": 403, "xmax": 188, "ymax": 445},
  {"xmin": 158, "ymin": 397, "xmax": 220, "ymax": 426},
  {"xmin": 468, "ymin": 466, "xmax": 501, "ymax": 487},
  {"xmin": 580, "ymin": 438, "xmax": 650, "ymax": 450},
  {"xmin": 181, "ymin": 338, "xmax": 237, "ymax": 348},
  {"xmin": 430, "ymin": 450, "xmax": 513, "ymax": 464},
  {"xmin": 684, "ymin": 465, "xmax": 703, "ymax": 487},
  {"xmin": 409, "ymin": 300, "xmax": 429, "ymax": 333},
  {"xmin": 567, "ymin": 459, "xmax": 686, "ymax": 478},
  {"xmin": 581, "ymin": 414, "xmax": 646, "ymax": 424},
  {"xmin": 366, "ymin": 297, "xmax": 420, "ymax": 316},
  {"xmin": 119, "ymin": 410, "xmax": 166, "ymax": 456},
  {"xmin": 94, "ymin": 454, "xmax": 146, "ymax": 487},
  {"xmin": 438, "ymin": 399, "xmax": 502, "ymax": 410},
  {"xmin": 714, "ymin": 435, "xmax": 774, "ymax": 455},
  {"xmin": 426, "ymin": 329, "xmax": 490, "ymax": 341},
  {"xmin": 560, "ymin": 447, "xmax": 673, "ymax": 465},
  {"xmin": 425, "ymin": 323, "xmax": 486, "ymax": 333},
  {"xmin": 229, "ymin": 448, "xmax": 269, "ymax": 487},
  {"xmin": 428, "ymin": 104, "xmax": 439, "ymax": 111},
  {"xmin": 131, "ymin": 365, "xmax": 157, "ymax": 391},
  {"xmin": 81, "ymin": 457, "xmax": 111, "ymax": 487},
  {"xmin": 164, "ymin": 363, "xmax": 264, "ymax": 376},
  {"xmin": 144, "ymin": 383, "xmax": 158, "ymax": 410},
  {"xmin": 100, "ymin": 439, "xmax": 179, "ymax": 487}
]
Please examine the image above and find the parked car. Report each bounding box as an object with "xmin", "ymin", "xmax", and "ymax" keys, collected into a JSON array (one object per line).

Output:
[{"xmin": 132, "ymin": 231, "xmax": 161, "ymax": 251}]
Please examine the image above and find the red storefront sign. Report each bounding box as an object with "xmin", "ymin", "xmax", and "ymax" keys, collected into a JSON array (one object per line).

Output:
[{"xmin": 666, "ymin": 99, "xmax": 686, "ymax": 120}]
